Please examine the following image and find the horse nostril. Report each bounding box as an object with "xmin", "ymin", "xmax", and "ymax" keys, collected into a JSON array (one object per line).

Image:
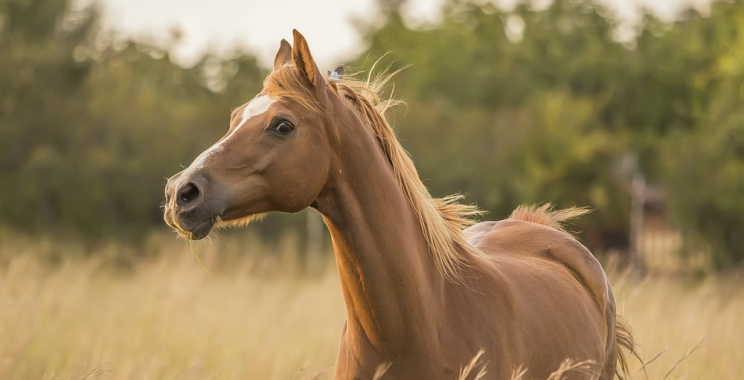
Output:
[{"xmin": 176, "ymin": 182, "xmax": 202, "ymax": 210}]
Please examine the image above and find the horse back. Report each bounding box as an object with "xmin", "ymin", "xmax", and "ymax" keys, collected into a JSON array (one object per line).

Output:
[{"xmin": 466, "ymin": 219, "xmax": 609, "ymax": 315}]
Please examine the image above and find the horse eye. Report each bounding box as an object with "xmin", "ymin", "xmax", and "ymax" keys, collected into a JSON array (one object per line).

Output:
[{"xmin": 272, "ymin": 121, "xmax": 294, "ymax": 135}]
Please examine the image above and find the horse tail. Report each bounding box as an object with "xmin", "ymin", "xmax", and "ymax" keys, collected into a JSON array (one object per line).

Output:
[
  {"xmin": 614, "ymin": 315, "xmax": 639, "ymax": 380},
  {"xmin": 508, "ymin": 203, "xmax": 590, "ymax": 236}
]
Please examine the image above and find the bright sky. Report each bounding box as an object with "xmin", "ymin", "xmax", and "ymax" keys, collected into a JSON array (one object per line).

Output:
[{"xmin": 91, "ymin": 0, "xmax": 712, "ymax": 69}]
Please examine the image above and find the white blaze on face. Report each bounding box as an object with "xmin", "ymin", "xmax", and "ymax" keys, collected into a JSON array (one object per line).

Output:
[{"xmin": 188, "ymin": 95, "xmax": 276, "ymax": 170}]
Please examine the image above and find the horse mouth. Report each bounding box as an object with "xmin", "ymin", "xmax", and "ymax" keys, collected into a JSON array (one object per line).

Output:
[{"xmin": 187, "ymin": 217, "xmax": 216, "ymax": 240}]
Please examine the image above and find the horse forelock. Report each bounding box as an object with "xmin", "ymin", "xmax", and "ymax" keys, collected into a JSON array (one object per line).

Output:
[
  {"xmin": 264, "ymin": 63, "xmax": 324, "ymax": 114},
  {"xmin": 262, "ymin": 63, "xmax": 490, "ymax": 281}
]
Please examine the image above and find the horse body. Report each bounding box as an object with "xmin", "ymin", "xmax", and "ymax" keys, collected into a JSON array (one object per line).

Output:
[
  {"xmin": 163, "ymin": 30, "xmax": 631, "ymax": 379},
  {"xmin": 324, "ymin": 163, "xmax": 613, "ymax": 379}
]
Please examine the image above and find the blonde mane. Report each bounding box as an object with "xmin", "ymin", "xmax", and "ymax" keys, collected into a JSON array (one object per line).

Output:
[{"xmin": 265, "ymin": 64, "xmax": 490, "ymax": 281}]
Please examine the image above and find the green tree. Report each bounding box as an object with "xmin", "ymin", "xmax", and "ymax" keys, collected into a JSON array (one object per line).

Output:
[
  {"xmin": 0, "ymin": 0, "xmax": 268, "ymax": 243},
  {"xmin": 658, "ymin": 1, "xmax": 744, "ymax": 268}
]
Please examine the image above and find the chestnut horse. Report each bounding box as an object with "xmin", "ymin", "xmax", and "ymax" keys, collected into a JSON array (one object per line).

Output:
[{"xmin": 164, "ymin": 30, "xmax": 633, "ymax": 380}]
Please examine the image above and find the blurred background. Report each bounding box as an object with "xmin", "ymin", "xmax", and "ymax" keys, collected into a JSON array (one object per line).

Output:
[{"xmin": 1, "ymin": 0, "xmax": 743, "ymax": 379}]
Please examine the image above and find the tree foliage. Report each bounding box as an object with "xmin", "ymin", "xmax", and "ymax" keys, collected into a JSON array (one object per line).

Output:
[{"xmin": 1, "ymin": 0, "xmax": 742, "ymax": 268}]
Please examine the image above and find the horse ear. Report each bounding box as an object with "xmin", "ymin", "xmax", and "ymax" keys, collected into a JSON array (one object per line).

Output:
[
  {"xmin": 291, "ymin": 29, "xmax": 324, "ymax": 88},
  {"xmin": 273, "ymin": 39, "xmax": 292, "ymax": 71}
]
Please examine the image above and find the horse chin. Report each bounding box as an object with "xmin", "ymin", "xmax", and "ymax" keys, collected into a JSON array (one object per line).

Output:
[
  {"xmin": 181, "ymin": 217, "xmax": 216, "ymax": 240},
  {"xmin": 174, "ymin": 213, "xmax": 266, "ymax": 240},
  {"xmin": 213, "ymin": 213, "xmax": 267, "ymax": 231}
]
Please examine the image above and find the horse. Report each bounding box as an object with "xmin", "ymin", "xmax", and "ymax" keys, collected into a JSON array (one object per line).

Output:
[{"xmin": 163, "ymin": 30, "xmax": 634, "ymax": 380}]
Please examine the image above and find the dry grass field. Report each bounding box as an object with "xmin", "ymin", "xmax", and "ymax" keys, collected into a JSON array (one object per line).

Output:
[{"xmin": 1, "ymin": 232, "xmax": 742, "ymax": 380}]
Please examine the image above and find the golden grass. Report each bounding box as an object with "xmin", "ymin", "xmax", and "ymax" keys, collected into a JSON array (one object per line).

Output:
[
  {"xmin": 609, "ymin": 270, "xmax": 744, "ymax": 380},
  {"xmin": 0, "ymin": 232, "xmax": 742, "ymax": 379}
]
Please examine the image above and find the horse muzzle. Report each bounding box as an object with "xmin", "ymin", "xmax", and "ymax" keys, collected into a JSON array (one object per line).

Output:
[{"xmin": 164, "ymin": 171, "xmax": 222, "ymax": 240}]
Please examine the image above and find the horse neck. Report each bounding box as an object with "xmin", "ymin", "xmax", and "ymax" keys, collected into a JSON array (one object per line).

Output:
[{"xmin": 315, "ymin": 113, "xmax": 448, "ymax": 355}]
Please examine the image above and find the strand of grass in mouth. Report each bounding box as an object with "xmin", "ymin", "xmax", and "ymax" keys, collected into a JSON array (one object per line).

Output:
[{"xmin": 189, "ymin": 239, "xmax": 210, "ymax": 274}]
